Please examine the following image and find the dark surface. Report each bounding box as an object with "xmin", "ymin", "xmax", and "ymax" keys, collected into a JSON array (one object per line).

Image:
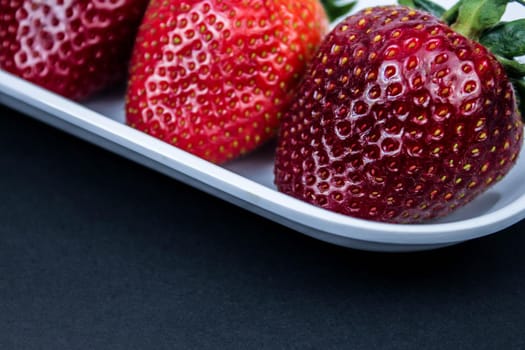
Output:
[{"xmin": 1, "ymin": 103, "xmax": 525, "ymax": 349}]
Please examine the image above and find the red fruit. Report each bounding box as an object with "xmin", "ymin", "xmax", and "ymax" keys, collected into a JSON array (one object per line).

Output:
[
  {"xmin": 0, "ymin": 0, "xmax": 149, "ymax": 100},
  {"xmin": 126, "ymin": 0, "xmax": 328, "ymax": 164},
  {"xmin": 274, "ymin": 6, "xmax": 523, "ymax": 223}
]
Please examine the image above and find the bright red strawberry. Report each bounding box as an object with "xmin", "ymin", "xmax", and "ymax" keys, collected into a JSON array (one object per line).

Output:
[
  {"xmin": 126, "ymin": 0, "xmax": 328, "ymax": 164},
  {"xmin": 0, "ymin": 0, "xmax": 149, "ymax": 100},
  {"xmin": 274, "ymin": 5, "xmax": 524, "ymax": 223}
]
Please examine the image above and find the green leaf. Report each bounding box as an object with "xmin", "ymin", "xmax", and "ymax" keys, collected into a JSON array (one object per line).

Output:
[
  {"xmin": 481, "ymin": 19, "xmax": 525, "ymax": 58},
  {"xmin": 511, "ymin": 79, "xmax": 525, "ymax": 120},
  {"xmin": 441, "ymin": 1, "xmax": 461, "ymax": 24},
  {"xmin": 321, "ymin": 0, "xmax": 357, "ymax": 22},
  {"xmin": 399, "ymin": 0, "xmax": 445, "ymax": 17},
  {"xmin": 497, "ymin": 55, "xmax": 525, "ymax": 78},
  {"xmin": 451, "ymin": 0, "xmax": 509, "ymax": 40},
  {"xmin": 399, "ymin": 0, "xmax": 417, "ymax": 8}
]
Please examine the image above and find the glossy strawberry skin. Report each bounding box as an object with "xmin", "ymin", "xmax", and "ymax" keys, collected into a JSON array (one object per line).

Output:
[
  {"xmin": 126, "ymin": 0, "xmax": 328, "ymax": 164},
  {"xmin": 0, "ymin": 0, "xmax": 149, "ymax": 100},
  {"xmin": 274, "ymin": 6, "xmax": 523, "ymax": 223}
]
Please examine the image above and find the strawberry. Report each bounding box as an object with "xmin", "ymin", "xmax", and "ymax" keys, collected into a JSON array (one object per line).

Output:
[
  {"xmin": 0, "ymin": 0, "xmax": 149, "ymax": 100},
  {"xmin": 125, "ymin": 0, "xmax": 328, "ymax": 164},
  {"xmin": 274, "ymin": 3, "xmax": 524, "ymax": 223}
]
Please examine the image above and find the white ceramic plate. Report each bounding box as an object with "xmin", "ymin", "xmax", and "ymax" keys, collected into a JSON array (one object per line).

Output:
[{"xmin": 1, "ymin": 0, "xmax": 525, "ymax": 252}]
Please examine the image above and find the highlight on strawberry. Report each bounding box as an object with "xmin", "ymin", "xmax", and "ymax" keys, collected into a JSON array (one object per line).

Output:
[
  {"xmin": 274, "ymin": 0, "xmax": 524, "ymax": 223},
  {"xmin": 125, "ymin": 0, "xmax": 333, "ymax": 164},
  {"xmin": 0, "ymin": 0, "xmax": 149, "ymax": 100}
]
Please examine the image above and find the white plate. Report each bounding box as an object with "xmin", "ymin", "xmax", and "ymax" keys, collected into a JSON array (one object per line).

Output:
[{"xmin": 1, "ymin": 1, "xmax": 525, "ymax": 252}]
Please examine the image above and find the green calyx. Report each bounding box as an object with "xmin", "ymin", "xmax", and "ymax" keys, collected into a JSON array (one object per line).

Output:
[
  {"xmin": 321, "ymin": 0, "xmax": 357, "ymax": 22},
  {"xmin": 450, "ymin": 0, "xmax": 508, "ymax": 40},
  {"xmin": 399, "ymin": 0, "xmax": 446, "ymax": 17},
  {"xmin": 400, "ymin": 0, "xmax": 525, "ymax": 117}
]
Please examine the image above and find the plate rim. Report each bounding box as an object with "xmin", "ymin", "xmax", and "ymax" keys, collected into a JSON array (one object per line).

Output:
[{"xmin": 1, "ymin": 69, "xmax": 525, "ymax": 248}]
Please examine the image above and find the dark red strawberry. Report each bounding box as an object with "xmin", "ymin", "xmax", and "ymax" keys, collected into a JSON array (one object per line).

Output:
[
  {"xmin": 274, "ymin": 4, "xmax": 524, "ymax": 223},
  {"xmin": 126, "ymin": 0, "xmax": 328, "ymax": 164},
  {"xmin": 0, "ymin": 0, "xmax": 149, "ymax": 100}
]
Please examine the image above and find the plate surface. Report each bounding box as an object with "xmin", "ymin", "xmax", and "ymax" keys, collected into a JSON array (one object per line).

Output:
[{"xmin": 1, "ymin": 0, "xmax": 525, "ymax": 252}]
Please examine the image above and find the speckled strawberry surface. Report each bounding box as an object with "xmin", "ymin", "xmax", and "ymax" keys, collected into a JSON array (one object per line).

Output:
[
  {"xmin": 274, "ymin": 6, "xmax": 523, "ymax": 223},
  {"xmin": 0, "ymin": 0, "xmax": 149, "ymax": 100},
  {"xmin": 126, "ymin": 0, "xmax": 328, "ymax": 164}
]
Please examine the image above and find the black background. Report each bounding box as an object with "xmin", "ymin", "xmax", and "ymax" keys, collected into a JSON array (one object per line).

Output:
[{"xmin": 1, "ymin": 104, "xmax": 525, "ymax": 349}]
